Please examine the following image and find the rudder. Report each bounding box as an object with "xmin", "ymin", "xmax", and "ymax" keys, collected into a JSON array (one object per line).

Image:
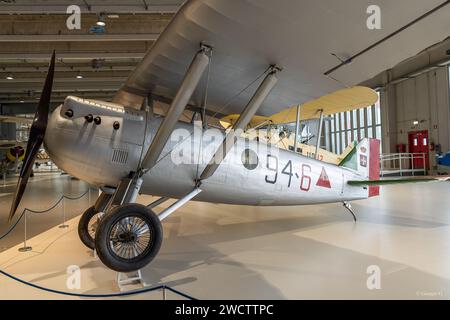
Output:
[{"xmin": 339, "ymin": 138, "xmax": 380, "ymax": 197}]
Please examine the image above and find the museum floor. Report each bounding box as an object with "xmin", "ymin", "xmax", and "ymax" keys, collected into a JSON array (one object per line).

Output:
[{"xmin": 1, "ymin": 173, "xmax": 450, "ymax": 299}]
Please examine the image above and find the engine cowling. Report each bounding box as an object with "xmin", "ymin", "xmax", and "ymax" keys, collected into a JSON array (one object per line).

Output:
[{"xmin": 44, "ymin": 96, "xmax": 150, "ymax": 187}]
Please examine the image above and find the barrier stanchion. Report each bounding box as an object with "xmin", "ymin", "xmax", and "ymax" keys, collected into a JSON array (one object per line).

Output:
[
  {"xmin": 59, "ymin": 197, "xmax": 68, "ymax": 228},
  {"xmin": 18, "ymin": 210, "xmax": 32, "ymax": 252},
  {"xmin": 1, "ymin": 189, "xmax": 90, "ymax": 247}
]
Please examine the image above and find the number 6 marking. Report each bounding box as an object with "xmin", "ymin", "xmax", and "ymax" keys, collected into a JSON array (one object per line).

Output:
[{"xmin": 300, "ymin": 164, "xmax": 311, "ymax": 192}]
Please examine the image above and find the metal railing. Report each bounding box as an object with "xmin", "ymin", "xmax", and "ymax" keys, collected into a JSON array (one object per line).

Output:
[{"xmin": 380, "ymin": 153, "xmax": 427, "ymax": 177}]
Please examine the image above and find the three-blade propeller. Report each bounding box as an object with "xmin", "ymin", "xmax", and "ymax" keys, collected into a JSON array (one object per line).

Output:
[{"xmin": 8, "ymin": 51, "xmax": 55, "ymax": 222}]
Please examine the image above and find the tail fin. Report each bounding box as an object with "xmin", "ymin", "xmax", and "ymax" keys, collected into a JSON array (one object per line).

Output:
[
  {"xmin": 338, "ymin": 140, "xmax": 357, "ymax": 162},
  {"xmin": 339, "ymin": 138, "xmax": 380, "ymax": 197}
]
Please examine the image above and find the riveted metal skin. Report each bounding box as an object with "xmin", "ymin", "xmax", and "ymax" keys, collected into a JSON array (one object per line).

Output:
[{"xmin": 44, "ymin": 96, "xmax": 369, "ymax": 207}]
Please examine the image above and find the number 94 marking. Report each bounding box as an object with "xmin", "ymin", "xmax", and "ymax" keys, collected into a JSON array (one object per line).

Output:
[{"xmin": 265, "ymin": 155, "xmax": 311, "ymax": 192}]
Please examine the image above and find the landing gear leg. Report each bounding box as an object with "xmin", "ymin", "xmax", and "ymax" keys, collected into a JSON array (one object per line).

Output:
[
  {"xmin": 78, "ymin": 192, "xmax": 112, "ymax": 249},
  {"xmin": 343, "ymin": 201, "xmax": 357, "ymax": 222},
  {"xmin": 94, "ymin": 175, "xmax": 164, "ymax": 272}
]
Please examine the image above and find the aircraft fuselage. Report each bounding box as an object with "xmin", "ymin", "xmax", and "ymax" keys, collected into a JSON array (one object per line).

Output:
[{"xmin": 44, "ymin": 96, "xmax": 369, "ymax": 206}]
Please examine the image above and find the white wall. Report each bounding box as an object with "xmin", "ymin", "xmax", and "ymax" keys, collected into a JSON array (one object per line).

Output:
[{"xmin": 381, "ymin": 66, "xmax": 450, "ymax": 169}]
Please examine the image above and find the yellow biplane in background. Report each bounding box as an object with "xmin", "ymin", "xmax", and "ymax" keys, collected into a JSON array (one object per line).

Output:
[{"xmin": 220, "ymin": 86, "xmax": 378, "ymax": 165}]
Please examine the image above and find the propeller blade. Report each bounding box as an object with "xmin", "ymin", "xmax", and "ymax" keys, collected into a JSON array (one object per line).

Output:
[{"xmin": 8, "ymin": 51, "xmax": 55, "ymax": 222}]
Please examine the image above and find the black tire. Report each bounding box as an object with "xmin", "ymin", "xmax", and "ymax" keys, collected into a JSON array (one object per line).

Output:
[
  {"xmin": 78, "ymin": 206, "xmax": 99, "ymax": 249},
  {"xmin": 95, "ymin": 203, "xmax": 163, "ymax": 272}
]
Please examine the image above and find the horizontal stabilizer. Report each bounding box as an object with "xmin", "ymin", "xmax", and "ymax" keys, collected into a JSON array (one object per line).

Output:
[{"xmin": 348, "ymin": 176, "xmax": 450, "ymax": 186}]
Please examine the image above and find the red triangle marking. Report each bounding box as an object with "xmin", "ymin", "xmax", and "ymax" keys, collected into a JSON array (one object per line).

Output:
[{"xmin": 316, "ymin": 167, "xmax": 331, "ymax": 188}]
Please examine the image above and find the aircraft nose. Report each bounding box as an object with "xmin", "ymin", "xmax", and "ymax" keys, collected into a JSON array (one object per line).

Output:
[{"xmin": 43, "ymin": 104, "xmax": 64, "ymax": 159}]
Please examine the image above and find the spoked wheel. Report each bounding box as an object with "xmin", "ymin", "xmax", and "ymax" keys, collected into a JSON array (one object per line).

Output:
[
  {"xmin": 78, "ymin": 206, "xmax": 101, "ymax": 249},
  {"xmin": 95, "ymin": 204, "xmax": 163, "ymax": 272}
]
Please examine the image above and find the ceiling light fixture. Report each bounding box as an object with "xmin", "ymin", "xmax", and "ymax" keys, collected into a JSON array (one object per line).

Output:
[
  {"xmin": 96, "ymin": 13, "xmax": 106, "ymax": 26},
  {"xmin": 6, "ymin": 74, "xmax": 14, "ymax": 80},
  {"xmin": 76, "ymin": 72, "xmax": 83, "ymax": 79}
]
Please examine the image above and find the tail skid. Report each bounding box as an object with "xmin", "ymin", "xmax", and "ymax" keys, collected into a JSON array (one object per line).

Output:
[{"xmin": 343, "ymin": 201, "xmax": 357, "ymax": 222}]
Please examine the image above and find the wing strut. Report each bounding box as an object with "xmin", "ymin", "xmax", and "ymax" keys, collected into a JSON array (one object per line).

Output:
[
  {"xmin": 140, "ymin": 44, "xmax": 212, "ymax": 172},
  {"xmin": 314, "ymin": 109, "xmax": 324, "ymax": 159},
  {"xmin": 199, "ymin": 66, "xmax": 281, "ymax": 182},
  {"xmin": 107, "ymin": 45, "xmax": 211, "ymax": 208},
  {"xmin": 293, "ymin": 105, "xmax": 301, "ymax": 153}
]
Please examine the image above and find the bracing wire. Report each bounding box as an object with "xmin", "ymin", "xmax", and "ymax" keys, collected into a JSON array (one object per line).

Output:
[{"xmin": 210, "ymin": 65, "xmax": 272, "ymax": 120}]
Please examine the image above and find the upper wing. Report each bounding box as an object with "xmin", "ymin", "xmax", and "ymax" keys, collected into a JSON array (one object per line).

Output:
[
  {"xmin": 268, "ymin": 86, "xmax": 378, "ymax": 124},
  {"xmin": 114, "ymin": 0, "xmax": 450, "ymax": 116},
  {"xmin": 219, "ymin": 86, "xmax": 377, "ymax": 128},
  {"xmin": 219, "ymin": 114, "xmax": 269, "ymax": 129}
]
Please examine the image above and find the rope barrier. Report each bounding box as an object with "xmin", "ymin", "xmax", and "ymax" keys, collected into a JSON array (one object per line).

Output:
[
  {"xmin": 0, "ymin": 269, "xmax": 196, "ymax": 300},
  {"xmin": 164, "ymin": 286, "xmax": 198, "ymax": 300},
  {"xmin": 0, "ymin": 189, "xmax": 89, "ymax": 240},
  {"xmin": 0, "ymin": 211, "xmax": 26, "ymax": 241},
  {"xmin": 0, "ymin": 188, "xmax": 197, "ymax": 300}
]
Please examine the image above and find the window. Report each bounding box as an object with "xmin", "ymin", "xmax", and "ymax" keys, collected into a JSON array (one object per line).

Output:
[
  {"xmin": 327, "ymin": 91, "xmax": 382, "ymax": 154},
  {"xmin": 375, "ymin": 102, "xmax": 381, "ymax": 125},
  {"xmin": 376, "ymin": 126, "xmax": 382, "ymax": 141},
  {"xmin": 335, "ymin": 133, "xmax": 340, "ymax": 154},
  {"xmin": 352, "ymin": 110, "xmax": 358, "ymax": 128},
  {"xmin": 367, "ymin": 106, "xmax": 372, "ymax": 126},
  {"xmin": 359, "ymin": 109, "xmax": 365, "ymax": 127}
]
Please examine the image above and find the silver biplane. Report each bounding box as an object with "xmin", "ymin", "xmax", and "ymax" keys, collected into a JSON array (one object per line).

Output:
[{"xmin": 7, "ymin": 0, "xmax": 450, "ymax": 272}]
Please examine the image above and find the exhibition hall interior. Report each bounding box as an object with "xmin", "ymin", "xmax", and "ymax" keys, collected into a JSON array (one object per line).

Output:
[{"xmin": 0, "ymin": 0, "xmax": 450, "ymax": 300}]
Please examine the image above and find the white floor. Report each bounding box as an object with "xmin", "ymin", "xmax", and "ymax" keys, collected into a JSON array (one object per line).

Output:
[{"xmin": 1, "ymin": 174, "xmax": 450, "ymax": 299}]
